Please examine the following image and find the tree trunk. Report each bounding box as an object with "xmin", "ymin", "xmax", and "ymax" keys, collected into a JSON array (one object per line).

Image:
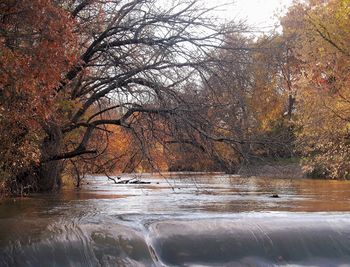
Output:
[
  {"xmin": 287, "ymin": 94, "xmax": 295, "ymax": 120},
  {"xmin": 37, "ymin": 124, "xmax": 63, "ymax": 192}
]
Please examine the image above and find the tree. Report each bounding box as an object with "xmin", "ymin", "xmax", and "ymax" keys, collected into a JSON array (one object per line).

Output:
[
  {"xmin": 1, "ymin": 0, "xmax": 249, "ymax": 193},
  {"xmin": 188, "ymin": 32, "xmax": 298, "ymax": 171},
  {"xmin": 0, "ymin": 0, "xmax": 77, "ymax": 193},
  {"xmin": 282, "ymin": 0, "xmax": 350, "ymax": 178}
]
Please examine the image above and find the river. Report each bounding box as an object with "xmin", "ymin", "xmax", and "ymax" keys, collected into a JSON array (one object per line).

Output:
[{"xmin": 1, "ymin": 173, "xmax": 350, "ymax": 266}]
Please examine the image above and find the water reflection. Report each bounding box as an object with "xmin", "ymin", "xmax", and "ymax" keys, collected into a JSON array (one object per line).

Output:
[{"xmin": 3, "ymin": 174, "xmax": 350, "ymax": 215}]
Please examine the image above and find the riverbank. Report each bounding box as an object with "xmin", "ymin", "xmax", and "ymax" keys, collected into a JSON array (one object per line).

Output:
[{"xmin": 237, "ymin": 161, "xmax": 304, "ymax": 179}]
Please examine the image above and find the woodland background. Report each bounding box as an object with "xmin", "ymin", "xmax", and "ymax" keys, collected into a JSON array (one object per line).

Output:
[{"xmin": 1, "ymin": 0, "xmax": 350, "ymax": 195}]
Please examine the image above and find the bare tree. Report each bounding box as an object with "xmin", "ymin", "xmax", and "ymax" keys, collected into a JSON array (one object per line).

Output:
[{"xmin": 33, "ymin": 0, "xmax": 247, "ymax": 191}]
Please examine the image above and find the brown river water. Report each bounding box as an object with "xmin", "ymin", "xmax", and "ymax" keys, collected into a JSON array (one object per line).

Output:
[{"xmin": 1, "ymin": 173, "xmax": 350, "ymax": 266}]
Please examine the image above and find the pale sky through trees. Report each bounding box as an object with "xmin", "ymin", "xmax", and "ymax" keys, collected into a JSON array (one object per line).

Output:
[{"xmin": 208, "ymin": 0, "xmax": 293, "ymax": 30}]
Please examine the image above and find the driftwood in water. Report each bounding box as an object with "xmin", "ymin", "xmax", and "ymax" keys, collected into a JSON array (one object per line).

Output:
[{"xmin": 107, "ymin": 176, "xmax": 151, "ymax": 184}]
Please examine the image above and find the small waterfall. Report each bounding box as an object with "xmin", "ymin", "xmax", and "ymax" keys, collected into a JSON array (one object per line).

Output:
[
  {"xmin": 2, "ymin": 213, "xmax": 350, "ymax": 266},
  {"xmin": 148, "ymin": 215, "xmax": 350, "ymax": 266}
]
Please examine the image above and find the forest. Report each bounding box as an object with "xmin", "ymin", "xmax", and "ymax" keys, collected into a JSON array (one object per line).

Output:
[{"xmin": 1, "ymin": 0, "xmax": 350, "ymax": 195}]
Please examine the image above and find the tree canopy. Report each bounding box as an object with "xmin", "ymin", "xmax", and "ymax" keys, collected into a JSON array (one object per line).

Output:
[{"xmin": 1, "ymin": 0, "xmax": 350, "ymax": 195}]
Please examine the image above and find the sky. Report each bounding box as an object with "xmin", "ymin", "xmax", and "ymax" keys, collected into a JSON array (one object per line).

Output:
[{"xmin": 209, "ymin": 0, "xmax": 294, "ymax": 31}]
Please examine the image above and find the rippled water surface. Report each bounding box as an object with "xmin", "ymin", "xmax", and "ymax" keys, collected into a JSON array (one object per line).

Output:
[{"xmin": 1, "ymin": 173, "xmax": 350, "ymax": 266}]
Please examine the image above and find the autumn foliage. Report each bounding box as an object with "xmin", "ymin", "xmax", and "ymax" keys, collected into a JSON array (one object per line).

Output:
[
  {"xmin": 281, "ymin": 0, "xmax": 350, "ymax": 178},
  {"xmin": 2, "ymin": 0, "xmax": 350, "ymax": 195},
  {"xmin": 0, "ymin": 0, "xmax": 77, "ymax": 192}
]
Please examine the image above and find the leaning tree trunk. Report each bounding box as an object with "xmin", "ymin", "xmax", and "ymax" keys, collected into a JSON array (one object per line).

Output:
[{"xmin": 37, "ymin": 124, "xmax": 64, "ymax": 192}]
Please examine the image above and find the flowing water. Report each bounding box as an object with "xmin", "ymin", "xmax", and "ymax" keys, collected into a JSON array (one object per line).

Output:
[{"xmin": 1, "ymin": 173, "xmax": 350, "ymax": 266}]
